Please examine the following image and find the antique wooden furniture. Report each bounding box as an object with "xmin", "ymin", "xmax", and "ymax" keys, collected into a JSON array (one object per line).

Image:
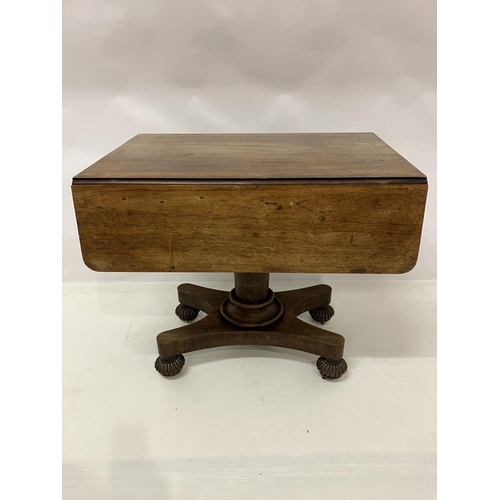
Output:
[{"xmin": 72, "ymin": 133, "xmax": 427, "ymax": 379}]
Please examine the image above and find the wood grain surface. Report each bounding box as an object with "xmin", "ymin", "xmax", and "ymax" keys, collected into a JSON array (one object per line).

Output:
[
  {"xmin": 156, "ymin": 283, "xmax": 344, "ymax": 363},
  {"xmin": 73, "ymin": 133, "xmax": 427, "ymax": 183},
  {"xmin": 72, "ymin": 182, "xmax": 428, "ymax": 274}
]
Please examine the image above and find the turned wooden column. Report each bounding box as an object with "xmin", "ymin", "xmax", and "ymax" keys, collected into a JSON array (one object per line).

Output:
[
  {"xmin": 220, "ymin": 273, "xmax": 284, "ymax": 328},
  {"xmin": 234, "ymin": 273, "xmax": 270, "ymax": 303}
]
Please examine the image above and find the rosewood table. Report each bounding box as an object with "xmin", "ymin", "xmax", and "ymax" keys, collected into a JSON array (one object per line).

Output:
[{"xmin": 72, "ymin": 133, "xmax": 427, "ymax": 379}]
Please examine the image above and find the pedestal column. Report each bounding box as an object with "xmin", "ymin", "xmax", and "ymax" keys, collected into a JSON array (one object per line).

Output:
[{"xmin": 220, "ymin": 273, "xmax": 284, "ymax": 328}]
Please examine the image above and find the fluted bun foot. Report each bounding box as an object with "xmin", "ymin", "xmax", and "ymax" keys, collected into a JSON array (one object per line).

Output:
[
  {"xmin": 175, "ymin": 304, "xmax": 199, "ymax": 322},
  {"xmin": 155, "ymin": 354, "xmax": 186, "ymax": 376},
  {"xmin": 309, "ymin": 305, "xmax": 334, "ymax": 324},
  {"xmin": 316, "ymin": 357, "xmax": 348, "ymax": 379}
]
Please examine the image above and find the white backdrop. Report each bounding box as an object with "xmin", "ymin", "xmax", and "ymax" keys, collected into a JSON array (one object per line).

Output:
[{"xmin": 62, "ymin": 0, "xmax": 436, "ymax": 283}]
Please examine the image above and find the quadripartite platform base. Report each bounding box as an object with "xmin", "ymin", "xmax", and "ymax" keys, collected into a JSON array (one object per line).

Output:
[{"xmin": 155, "ymin": 273, "xmax": 347, "ymax": 380}]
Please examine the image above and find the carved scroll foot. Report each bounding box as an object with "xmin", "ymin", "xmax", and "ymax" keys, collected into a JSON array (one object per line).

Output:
[
  {"xmin": 309, "ymin": 305, "xmax": 335, "ymax": 324},
  {"xmin": 154, "ymin": 354, "xmax": 186, "ymax": 377},
  {"xmin": 175, "ymin": 303, "xmax": 199, "ymax": 322},
  {"xmin": 316, "ymin": 357, "xmax": 348, "ymax": 379}
]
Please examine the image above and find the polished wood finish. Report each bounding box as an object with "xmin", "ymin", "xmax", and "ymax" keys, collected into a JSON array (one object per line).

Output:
[
  {"xmin": 234, "ymin": 273, "xmax": 270, "ymax": 303},
  {"xmin": 72, "ymin": 183, "xmax": 427, "ymax": 273},
  {"xmin": 220, "ymin": 273, "xmax": 284, "ymax": 328},
  {"xmin": 73, "ymin": 133, "xmax": 426, "ymax": 183},
  {"xmin": 156, "ymin": 278, "xmax": 346, "ymax": 379},
  {"xmin": 72, "ymin": 133, "xmax": 428, "ymax": 379}
]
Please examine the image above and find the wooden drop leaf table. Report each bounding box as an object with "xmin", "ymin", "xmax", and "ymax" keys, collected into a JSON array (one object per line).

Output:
[{"xmin": 72, "ymin": 133, "xmax": 427, "ymax": 379}]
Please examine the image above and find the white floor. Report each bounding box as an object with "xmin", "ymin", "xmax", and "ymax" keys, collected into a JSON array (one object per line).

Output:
[{"xmin": 63, "ymin": 279, "xmax": 436, "ymax": 499}]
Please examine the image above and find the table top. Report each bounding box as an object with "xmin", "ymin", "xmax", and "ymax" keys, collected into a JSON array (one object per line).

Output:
[{"xmin": 73, "ymin": 133, "xmax": 426, "ymax": 184}]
